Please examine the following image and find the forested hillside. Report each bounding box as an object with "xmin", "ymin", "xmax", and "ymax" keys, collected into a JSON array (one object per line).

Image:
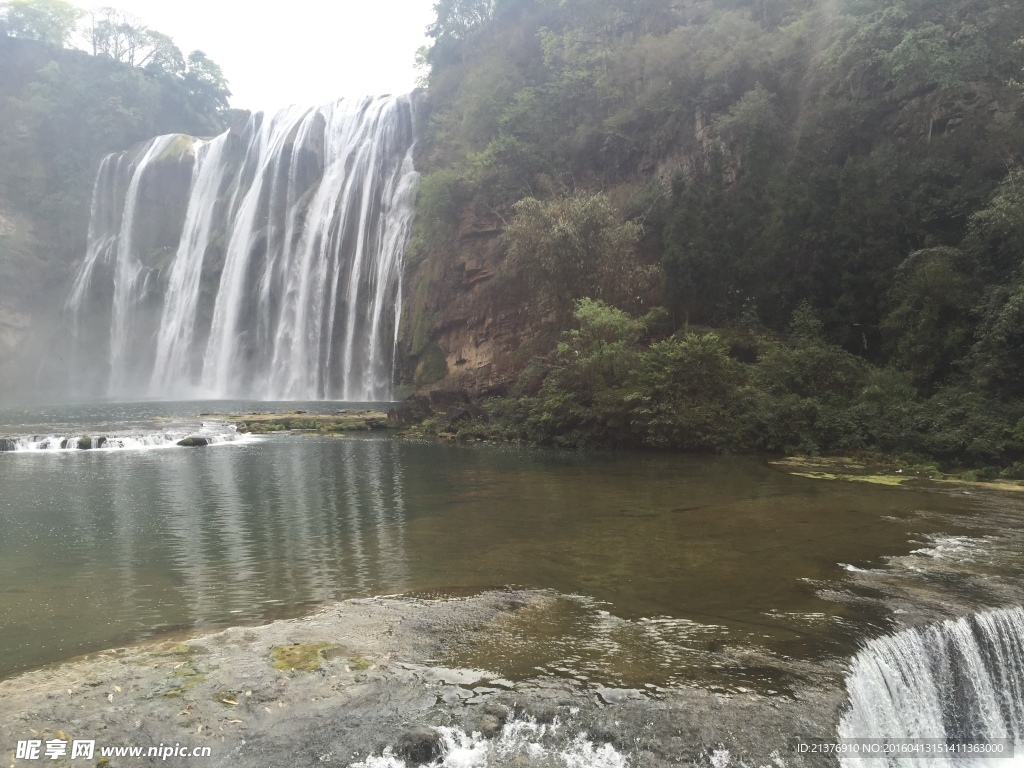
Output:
[
  {"xmin": 0, "ymin": 0, "xmax": 231, "ymax": 391},
  {"xmin": 402, "ymin": 0, "xmax": 1024, "ymax": 469}
]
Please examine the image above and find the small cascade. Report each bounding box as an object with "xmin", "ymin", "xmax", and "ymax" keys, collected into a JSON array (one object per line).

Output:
[
  {"xmin": 839, "ymin": 606, "xmax": 1024, "ymax": 767},
  {"xmin": 0, "ymin": 423, "xmax": 254, "ymax": 452},
  {"xmin": 65, "ymin": 95, "xmax": 418, "ymax": 401}
]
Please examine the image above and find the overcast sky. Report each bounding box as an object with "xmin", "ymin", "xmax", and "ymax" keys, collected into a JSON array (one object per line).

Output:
[{"xmin": 86, "ymin": 0, "xmax": 436, "ymax": 113}]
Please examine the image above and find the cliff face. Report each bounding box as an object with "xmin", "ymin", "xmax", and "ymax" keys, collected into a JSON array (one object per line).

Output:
[
  {"xmin": 398, "ymin": 182, "xmax": 675, "ymax": 397},
  {"xmin": 394, "ymin": 1, "xmax": 720, "ymax": 395},
  {"xmin": 399, "ymin": 207, "xmax": 523, "ymax": 394}
]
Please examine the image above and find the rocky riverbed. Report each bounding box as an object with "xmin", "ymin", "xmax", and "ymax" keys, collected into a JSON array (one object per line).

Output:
[{"xmin": 0, "ymin": 591, "xmax": 845, "ymax": 768}]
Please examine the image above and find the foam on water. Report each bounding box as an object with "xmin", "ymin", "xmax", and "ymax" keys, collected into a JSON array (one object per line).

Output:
[
  {"xmin": 0, "ymin": 422, "xmax": 257, "ymax": 452},
  {"xmin": 348, "ymin": 716, "xmax": 628, "ymax": 768}
]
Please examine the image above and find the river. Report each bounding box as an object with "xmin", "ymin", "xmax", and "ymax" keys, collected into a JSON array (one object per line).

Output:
[{"xmin": 3, "ymin": 400, "xmax": 1022, "ymax": 707}]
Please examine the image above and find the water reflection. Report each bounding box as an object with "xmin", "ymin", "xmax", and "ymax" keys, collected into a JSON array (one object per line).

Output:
[{"xmin": 0, "ymin": 438, "xmax": 413, "ymax": 677}]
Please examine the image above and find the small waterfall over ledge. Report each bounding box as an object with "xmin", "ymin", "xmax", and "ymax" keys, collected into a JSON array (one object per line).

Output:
[
  {"xmin": 839, "ymin": 606, "xmax": 1024, "ymax": 767},
  {"xmin": 66, "ymin": 95, "xmax": 418, "ymax": 401}
]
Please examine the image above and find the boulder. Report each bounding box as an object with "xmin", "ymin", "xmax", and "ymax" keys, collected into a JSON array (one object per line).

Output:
[
  {"xmin": 0, "ymin": 438, "xmax": 15, "ymax": 452},
  {"xmin": 177, "ymin": 436, "xmax": 210, "ymax": 447},
  {"xmin": 394, "ymin": 726, "xmax": 441, "ymax": 765},
  {"xmin": 387, "ymin": 394, "xmax": 433, "ymax": 426}
]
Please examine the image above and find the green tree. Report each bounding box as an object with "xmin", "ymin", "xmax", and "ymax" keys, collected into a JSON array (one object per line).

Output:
[
  {"xmin": 502, "ymin": 191, "xmax": 642, "ymax": 318},
  {"xmin": 627, "ymin": 331, "xmax": 745, "ymax": 450},
  {"xmin": 516, "ymin": 298, "xmax": 643, "ymax": 448},
  {"xmin": 182, "ymin": 50, "xmax": 230, "ymax": 119},
  {"xmin": 427, "ymin": 0, "xmax": 496, "ymax": 43},
  {"xmin": 881, "ymin": 247, "xmax": 979, "ymax": 388},
  {"xmin": 83, "ymin": 8, "xmax": 185, "ymax": 74},
  {"xmin": 0, "ymin": 0, "xmax": 82, "ymax": 46}
]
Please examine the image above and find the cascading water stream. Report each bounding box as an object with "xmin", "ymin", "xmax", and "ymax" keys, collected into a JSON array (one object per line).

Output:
[
  {"xmin": 839, "ymin": 606, "xmax": 1024, "ymax": 767},
  {"xmin": 149, "ymin": 134, "xmax": 228, "ymax": 391},
  {"xmin": 65, "ymin": 95, "xmax": 418, "ymax": 401}
]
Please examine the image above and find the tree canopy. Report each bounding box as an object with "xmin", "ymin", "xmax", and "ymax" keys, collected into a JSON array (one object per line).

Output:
[
  {"xmin": 0, "ymin": 0, "xmax": 81, "ymax": 46},
  {"xmin": 1, "ymin": 0, "xmax": 231, "ymax": 116}
]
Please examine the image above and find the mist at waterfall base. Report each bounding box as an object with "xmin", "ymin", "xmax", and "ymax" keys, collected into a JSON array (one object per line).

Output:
[{"xmin": 61, "ymin": 95, "xmax": 418, "ymax": 402}]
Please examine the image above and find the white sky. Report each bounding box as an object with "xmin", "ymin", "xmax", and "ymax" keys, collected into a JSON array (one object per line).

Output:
[{"xmin": 85, "ymin": 0, "xmax": 436, "ymax": 112}]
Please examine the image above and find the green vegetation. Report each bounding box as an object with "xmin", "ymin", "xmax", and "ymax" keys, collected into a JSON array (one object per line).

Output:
[
  {"xmin": 0, "ymin": 0, "xmax": 231, "ymax": 374},
  {"xmin": 501, "ymin": 192, "xmax": 647, "ymax": 321},
  {"xmin": 159, "ymin": 643, "xmax": 207, "ymax": 697},
  {"xmin": 219, "ymin": 411, "xmax": 392, "ymax": 435},
  {"xmin": 460, "ymin": 299, "xmax": 1024, "ymax": 475},
  {"xmin": 270, "ymin": 643, "xmax": 337, "ymax": 672},
  {"xmin": 411, "ymin": 0, "xmax": 1024, "ymax": 470},
  {"xmin": 1, "ymin": 0, "xmax": 81, "ymax": 46}
]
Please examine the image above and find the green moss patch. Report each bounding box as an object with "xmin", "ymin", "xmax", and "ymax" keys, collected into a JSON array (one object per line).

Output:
[
  {"xmin": 158, "ymin": 134, "xmax": 196, "ymax": 162},
  {"xmin": 413, "ymin": 343, "xmax": 448, "ymax": 387},
  {"xmin": 270, "ymin": 643, "xmax": 337, "ymax": 672},
  {"xmin": 789, "ymin": 470, "xmax": 907, "ymax": 486},
  {"xmin": 771, "ymin": 454, "xmax": 1024, "ymax": 492},
  {"xmin": 219, "ymin": 411, "xmax": 390, "ymax": 435},
  {"xmin": 161, "ymin": 672, "xmax": 206, "ymax": 698}
]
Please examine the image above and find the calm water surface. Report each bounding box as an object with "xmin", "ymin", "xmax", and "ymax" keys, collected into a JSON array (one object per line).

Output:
[{"xmin": 0, "ymin": 401, "xmax": 1017, "ymax": 690}]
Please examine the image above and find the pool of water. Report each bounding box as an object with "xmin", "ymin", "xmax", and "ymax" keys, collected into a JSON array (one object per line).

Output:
[{"xmin": 0, "ymin": 401, "xmax": 1018, "ymax": 690}]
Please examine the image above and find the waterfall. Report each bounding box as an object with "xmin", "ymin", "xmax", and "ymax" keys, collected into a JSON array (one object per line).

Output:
[
  {"xmin": 65, "ymin": 95, "xmax": 418, "ymax": 401},
  {"xmin": 839, "ymin": 606, "xmax": 1024, "ymax": 767}
]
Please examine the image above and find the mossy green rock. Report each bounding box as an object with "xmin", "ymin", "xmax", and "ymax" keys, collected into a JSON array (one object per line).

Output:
[{"xmin": 270, "ymin": 643, "xmax": 337, "ymax": 672}]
